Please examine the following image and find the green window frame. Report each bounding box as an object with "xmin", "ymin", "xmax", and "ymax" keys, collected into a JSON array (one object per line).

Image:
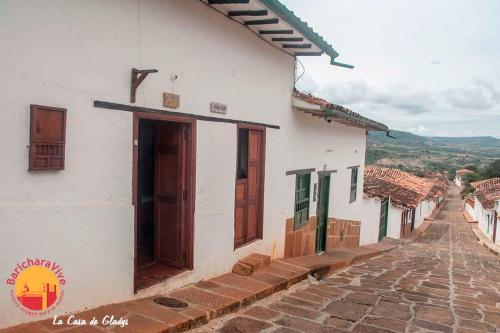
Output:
[
  {"xmin": 294, "ymin": 173, "xmax": 311, "ymax": 229},
  {"xmin": 349, "ymin": 167, "xmax": 359, "ymax": 203}
]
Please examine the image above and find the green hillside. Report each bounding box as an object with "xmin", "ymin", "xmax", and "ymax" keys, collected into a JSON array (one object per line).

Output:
[{"xmin": 367, "ymin": 130, "xmax": 500, "ymax": 175}]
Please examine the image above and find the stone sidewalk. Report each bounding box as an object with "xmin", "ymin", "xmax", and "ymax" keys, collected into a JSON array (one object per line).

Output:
[
  {"xmin": 0, "ymin": 240, "xmax": 401, "ymax": 333},
  {"xmin": 191, "ymin": 186, "xmax": 500, "ymax": 333},
  {"xmin": 469, "ymin": 224, "xmax": 500, "ymax": 256}
]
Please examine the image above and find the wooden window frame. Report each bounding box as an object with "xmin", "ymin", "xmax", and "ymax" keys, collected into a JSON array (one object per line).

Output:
[
  {"xmin": 29, "ymin": 105, "xmax": 67, "ymax": 171},
  {"xmin": 349, "ymin": 167, "xmax": 359, "ymax": 203},
  {"xmin": 294, "ymin": 173, "xmax": 311, "ymax": 230}
]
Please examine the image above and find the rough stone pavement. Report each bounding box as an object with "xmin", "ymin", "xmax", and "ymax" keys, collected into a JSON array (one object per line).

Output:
[{"xmin": 193, "ymin": 186, "xmax": 500, "ymax": 333}]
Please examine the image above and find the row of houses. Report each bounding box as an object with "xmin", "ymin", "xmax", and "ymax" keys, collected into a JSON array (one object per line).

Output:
[
  {"xmin": 362, "ymin": 167, "xmax": 447, "ymax": 244},
  {"xmin": 464, "ymin": 178, "xmax": 500, "ymax": 243},
  {"xmin": 0, "ymin": 0, "xmax": 382, "ymax": 328},
  {"xmin": 0, "ymin": 0, "xmax": 447, "ymax": 329}
]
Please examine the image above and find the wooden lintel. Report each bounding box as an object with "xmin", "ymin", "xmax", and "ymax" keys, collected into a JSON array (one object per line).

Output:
[
  {"xmin": 94, "ymin": 100, "xmax": 280, "ymax": 129},
  {"xmin": 130, "ymin": 68, "xmax": 158, "ymax": 103}
]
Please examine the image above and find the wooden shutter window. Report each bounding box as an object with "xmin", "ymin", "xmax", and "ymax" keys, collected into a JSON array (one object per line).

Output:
[
  {"xmin": 29, "ymin": 105, "xmax": 67, "ymax": 171},
  {"xmin": 294, "ymin": 173, "xmax": 311, "ymax": 229}
]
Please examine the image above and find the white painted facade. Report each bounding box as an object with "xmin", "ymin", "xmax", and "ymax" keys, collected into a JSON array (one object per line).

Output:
[
  {"xmin": 359, "ymin": 196, "xmax": 383, "ymax": 245},
  {"xmin": 464, "ymin": 199, "xmax": 475, "ymax": 219},
  {"xmin": 0, "ymin": 0, "xmax": 372, "ymax": 328},
  {"xmin": 360, "ymin": 196, "xmax": 439, "ymax": 243},
  {"xmin": 474, "ymin": 198, "xmax": 496, "ymax": 242},
  {"xmin": 454, "ymin": 175, "xmax": 463, "ymax": 187}
]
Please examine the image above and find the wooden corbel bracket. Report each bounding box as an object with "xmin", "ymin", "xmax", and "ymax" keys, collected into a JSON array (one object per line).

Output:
[{"xmin": 130, "ymin": 68, "xmax": 158, "ymax": 103}]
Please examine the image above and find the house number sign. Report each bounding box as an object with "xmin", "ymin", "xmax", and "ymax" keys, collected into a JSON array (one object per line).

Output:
[{"xmin": 210, "ymin": 102, "xmax": 228, "ymax": 114}]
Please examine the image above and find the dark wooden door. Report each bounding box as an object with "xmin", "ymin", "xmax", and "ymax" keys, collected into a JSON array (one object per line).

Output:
[
  {"xmin": 493, "ymin": 211, "xmax": 498, "ymax": 243},
  {"xmin": 378, "ymin": 199, "xmax": 389, "ymax": 241},
  {"xmin": 155, "ymin": 122, "xmax": 185, "ymax": 268},
  {"xmin": 235, "ymin": 129, "xmax": 264, "ymax": 248},
  {"xmin": 315, "ymin": 175, "xmax": 330, "ymax": 253},
  {"xmin": 410, "ymin": 208, "xmax": 416, "ymax": 231}
]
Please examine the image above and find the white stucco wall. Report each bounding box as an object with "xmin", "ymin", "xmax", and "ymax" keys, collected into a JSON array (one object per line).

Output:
[
  {"xmin": 454, "ymin": 176, "xmax": 462, "ymax": 187},
  {"xmin": 475, "ymin": 199, "xmax": 494, "ymax": 241},
  {"xmin": 0, "ymin": 0, "xmax": 369, "ymax": 328},
  {"xmin": 386, "ymin": 203, "xmax": 403, "ymax": 239},
  {"xmin": 359, "ymin": 197, "xmax": 383, "ymax": 245},
  {"xmin": 465, "ymin": 201, "xmax": 475, "ymax": 219},
  {"xmin": 413, "ymin": 199, "xmax": 434, "ymax": 229}
]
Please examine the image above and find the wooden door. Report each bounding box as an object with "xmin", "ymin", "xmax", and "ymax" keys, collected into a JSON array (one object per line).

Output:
[
  {"xmin": 493, "ymin": 211, "xmax": 498, "ymax": 243},
  {"xmin": 234, "ymin": 128, "xmax": 264, "ymax": 248},
  {"xmin": 378, "ymin": 199, "xmax": 389, "ymax": 241},
  {"xmin": 155, "ymin": 122, "xmax": 185, "ymax": 268},
  {"xmin": 410, "ymin": 208, "xmax": 416, "ymax": 231},
  {"xmin": 315, "ymin": 175, "xmax": 330, "ymax": 253}
]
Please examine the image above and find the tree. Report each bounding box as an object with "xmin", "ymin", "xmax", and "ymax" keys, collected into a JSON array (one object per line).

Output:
[
  {"xmin": 464, "ymin": 164, "xmax": 478, "ymax": 172},
  {"xmin": 461, "ymin": 172, "xmax": 482, "ymax": 197},
  {"xmin": 481, "ymin": 159, "xmax": 500, "ymax": 179}
]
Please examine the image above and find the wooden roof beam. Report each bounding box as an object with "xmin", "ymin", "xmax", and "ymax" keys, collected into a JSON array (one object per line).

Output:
[
  {"xmin": 208, "ymin": 0, "xmax": 249, "ymax": 4},
  {"xmin": 228, "ymin": 10, "xmax": 268, "ymax": 16},
  {"xmin": 283, "ymin": 43, "xmax": 312, "ymax": 49},
  {"xmin": 245, "ymin": 18, "xmax": 279, "ymax": 25},
  {"xmin": 295, "ymin": 51, "xmax": 323, "ymax": 56},
  {"xmin": 259, "ymin": 29, "xmax": 293, "ymax": 35},
  {"xmin": 272, "ymin": 37, "xmax": 304, "ymax": 42}
]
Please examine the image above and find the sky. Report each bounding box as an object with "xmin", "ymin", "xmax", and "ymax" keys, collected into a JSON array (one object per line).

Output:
[{"xmin": 281, "ymin": 0, "xmax": 500, "ymax": 138}]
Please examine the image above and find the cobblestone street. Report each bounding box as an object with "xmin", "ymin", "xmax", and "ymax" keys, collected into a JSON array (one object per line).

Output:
[{"xmin": 195, "ymin": 186, "xmax": 500, "ymax": 333}]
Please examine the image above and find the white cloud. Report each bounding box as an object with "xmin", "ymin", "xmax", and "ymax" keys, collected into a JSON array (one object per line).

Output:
[{"xmin": 445, "ymin": 79, "xmax": 500, "ymax": 110}]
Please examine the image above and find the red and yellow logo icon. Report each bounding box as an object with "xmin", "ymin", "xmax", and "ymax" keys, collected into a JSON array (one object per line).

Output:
[{"xmin": 6, "ymin": 258, "xmax": 65, "ymax": 315}]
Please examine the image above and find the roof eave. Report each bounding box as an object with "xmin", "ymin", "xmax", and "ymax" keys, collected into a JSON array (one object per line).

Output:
[{"xmin": 258, "ymin": 0, "xmax": 354, "ymax": 68}]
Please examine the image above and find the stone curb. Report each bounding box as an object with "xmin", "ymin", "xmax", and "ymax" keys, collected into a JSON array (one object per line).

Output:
[{"xmin": 468, "ymin": 224, "xmax": 500, "ymax": 256}]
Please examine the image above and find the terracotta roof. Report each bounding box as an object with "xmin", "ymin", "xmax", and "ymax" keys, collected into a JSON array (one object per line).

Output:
[
  {"xmin": 471, "ymin": 178, "xmax": 500, "ymax": 190},
  {"xmin": 423, "ymin": 172, "xmax": 449, "ymax": 200},
  {"xmin": 363, "ymin": 166, "xmax": 434, "ymax": 209},
  {"xmin": 292, "ymin": 90, "xmax": 389, "ymax": 132},
  {"xmin": 456, "ymin": 169, "xmax": 474, "ymax": 177},
  {"xmin": 475, "ymin": 184, "xmax": 500, "ymax": 210}
]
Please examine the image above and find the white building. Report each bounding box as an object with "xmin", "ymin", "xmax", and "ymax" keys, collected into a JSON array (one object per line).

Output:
[
  {"xmin": 362, "ymin": 167, "xmax": 442, "ymax": 243},
  {"xmin": 471, "ymin": 179, "xmax": 500, "ymax": 243},
  {"xmin": 0, "ymin": 0, "xmax": 388, "ymax": 328}
]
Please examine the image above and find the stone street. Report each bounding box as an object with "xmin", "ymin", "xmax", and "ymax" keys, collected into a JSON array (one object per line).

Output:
[{"xmin": 194, "ymin": 186, "xmax": 500, "ymax": 333}]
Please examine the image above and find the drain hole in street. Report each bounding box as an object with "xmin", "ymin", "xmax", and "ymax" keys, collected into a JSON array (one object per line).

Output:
[{"xmin": 153, "ymin": 297, "xmax": 188, "ymax": 308}]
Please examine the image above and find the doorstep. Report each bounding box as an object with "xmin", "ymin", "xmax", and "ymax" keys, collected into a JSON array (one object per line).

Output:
[{"xmin": 0, "ymin": 243, "xmax": 399, "ymax": 333}]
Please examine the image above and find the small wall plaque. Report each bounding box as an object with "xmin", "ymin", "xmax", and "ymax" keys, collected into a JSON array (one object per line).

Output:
[
  {"xmin": 163, "ymin": 93, "xmax": 180, "ymax": 108},
  {"xmin": 210, "ymin": 102, "xmax": 228, "ymax": 114}
]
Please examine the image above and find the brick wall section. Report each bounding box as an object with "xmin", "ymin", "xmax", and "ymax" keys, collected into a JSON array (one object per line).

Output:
[
  {"xmin": 284, "ymin": 216, "xmax": 317, "ymax": 259},
  {"xmin": 326, "ymin": 218, "xmax": 361, "ymax": 251}
]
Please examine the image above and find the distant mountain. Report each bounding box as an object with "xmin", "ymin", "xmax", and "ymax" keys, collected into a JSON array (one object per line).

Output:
[{"xmin": 367, "ymin": 130, "xmax": 500, "ymax": 174}]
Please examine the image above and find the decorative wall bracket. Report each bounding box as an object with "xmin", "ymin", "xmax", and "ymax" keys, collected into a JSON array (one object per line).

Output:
[{"xmin": 130, "ymin": 68, "xmax": 158, "ymax": 103}]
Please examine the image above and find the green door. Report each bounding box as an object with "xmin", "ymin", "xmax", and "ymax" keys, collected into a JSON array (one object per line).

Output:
[
  {"xmin": 378, "ymin": 199, "xmax": 389, "ymax": 241},
  {"xmin": 315, "ymin": 175, "xmax": 330, "ymax": 253}
]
